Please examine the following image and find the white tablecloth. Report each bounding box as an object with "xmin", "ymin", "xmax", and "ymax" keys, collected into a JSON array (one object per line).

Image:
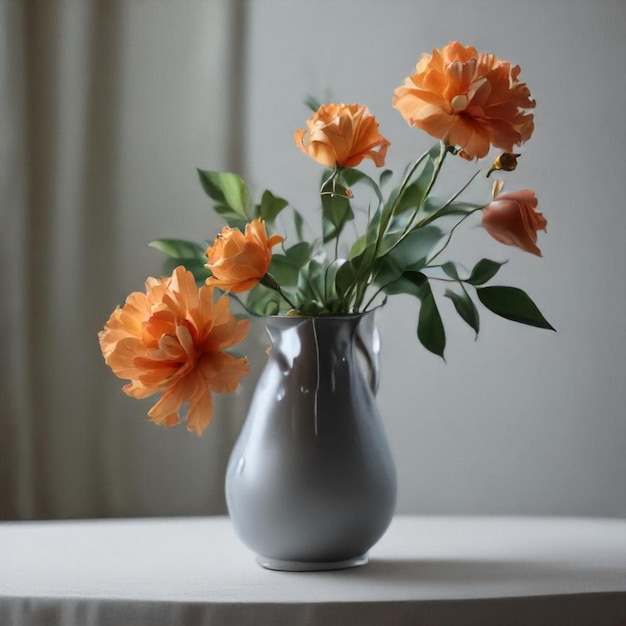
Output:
[{"xmin": 1, "ymin": 515, "xmax": 625, "ymax": 625}]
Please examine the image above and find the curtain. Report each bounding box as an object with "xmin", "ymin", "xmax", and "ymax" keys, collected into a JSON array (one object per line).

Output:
[{"xmin": 0, "ymin": 0, "xmax": 253, "ymax": 520}]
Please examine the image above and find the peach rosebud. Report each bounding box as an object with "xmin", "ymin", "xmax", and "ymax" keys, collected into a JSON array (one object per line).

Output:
[
  {"xmin": 294, "ymin": 103, "xmax": 390, "ymax": 168},
  {"xmin": 205, "ymin": 219, "xmax": 284, "ymax": 293},
  {"xmin": 393, "ymin": 42, "xmax": 535, "ymax": 160},
  {"xmin": 482, "ymin": 189, "xmax": 547, "ymax": 256}
]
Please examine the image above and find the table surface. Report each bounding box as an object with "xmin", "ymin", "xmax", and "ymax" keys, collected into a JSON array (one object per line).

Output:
[{"xmin": 1, "ymin": 515, "xmax": 625, "ymax": 625}]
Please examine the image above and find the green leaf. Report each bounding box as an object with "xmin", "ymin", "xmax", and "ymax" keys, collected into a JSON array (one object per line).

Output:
[
  {"xmin": 296, "ymin": 259, "xmax": 325, "ymax": 312},
  {"xmin": 322, "ymin": 188, "xmax": 354, "ymax": 243},
  {"xmin": 381, "ymin": 270, "xmax": 427, "ymax": 298},
  {"xmin": 392, "ymin": 179, "xmax": 429, "ymax": 215},
  {"xmin": 378, "ymin": 224, "xmax": 443, "ymax": 262},
  {"xmin": 323, "ymin": 261, "xmax": 345, "ymax": 305},
  {"xmin": 468, "ymin": 259, "xmax": 507, "ymax": 285},
  {"xmin": 418, "ymin": 281, "xmax": 446, "ymax": 359},
  {"xmin": 305, "ymin": 95, "xmax": 321, "ymax": 112},
  {"xmin": 392, "ymin": 142, "xmax": 443, "ymax": 216},
  {"xmin": 423, "ymin": 198, "xmax": 484, "ymax": 218},
  {"xmin": 377, "ymin": 211, "xmax": 418, "ymax": 253},
  {"xmin": 258, "ymin": 190, "xmax": 288, "ymax": 223},
  {"xmin": 149, "ymin": 238, "xmax": 207, "ymax": 259},
  {"xmin": 441, "ymin": 262, "xmax": 460, "ymax": 280},
  {"xmin": 162, "ymin": 257, "xmax": 211, "ymax": 285},
  {"xmin": 293, "ymin": 210, "xmax": 305, "ymax": 241},
  {"xmin": 476, "ymin": 286, "xmax": 555, "ymax": 330},
  {"xmin": 338, "ymin": 168, "xmax": 383, "ymax": 205},
  {"xmin": 374, "ymin": 226, "xmax": 443, "ymax": 286},
  {"xmin": 379, "ymin": 169, "xmax": 393, "ymax": 188},
  {"xmin": 245, "ymin": 284, "xmax": 281, "ymax": 316},
  {"xmin": 445, "ymin": 288, "xmax": 480, "ymax": 337},
  {"xmin": 268, "ymin": 242, "xmax": 311, "ymax": 287},
  {"xmin": 335, "ymin": 260, "xmax": 356, "ymax": 295},
  {"xmin": 350, "ymin": 220, "xmax": 379, "ymax": 274},
  {"xmin": 149, "ymin": 239, "xmax": 210, "ymax": 284},
  {"xmin": 269, "ymin": 254, "xmax": 299, "ymax": 286},
  {"xmin": 284, "ymin": 241, "xmax": 311, "ymax": 267},
  {"xmin": 349, "ymin": 235, "xmax": 367, "ymax": 261},
  {"xmin": 197, "ymin": 170, "xmax": 251, "ymax": 220},
  {"xmin": 381, "ymin": 271, "xmax": 445, "ymax": 357}
]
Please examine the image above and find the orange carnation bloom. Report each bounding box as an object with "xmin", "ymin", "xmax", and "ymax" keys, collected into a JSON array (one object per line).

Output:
[
  {"xmin": 393, "ymin": 42, "xmax": 535, "ymax": 160},
  {"xmin": 294, "ymin": 103, "xmax": 390, "ymax": 168},
  {"xmin": 205, "ymin": 219, "xmax": 284, "ymax": 293},
  {"xmin": 98, "ymin": 266, "xmax": 250, "ymax": 435},
  {"xmin": 482, "ymin": 188, "xmax": 547, "ymax": 256}
]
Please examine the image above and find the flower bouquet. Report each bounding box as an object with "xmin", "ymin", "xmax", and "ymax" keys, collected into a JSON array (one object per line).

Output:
[
  {"xmin": 99, "ymin": 41, "xmax": 556, "ymax": 570},
  {"xmin": 99, "ymin": 41, "xmax": 554, "ymax": 436}
]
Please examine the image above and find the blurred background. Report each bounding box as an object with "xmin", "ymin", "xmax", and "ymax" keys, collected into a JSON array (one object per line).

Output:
[{"xmin": 1, "ymin": 0, "xmax": 624, "ymax": 520}]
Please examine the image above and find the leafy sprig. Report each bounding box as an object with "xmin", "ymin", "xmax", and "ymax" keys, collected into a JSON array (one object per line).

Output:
[{"xmin": 151, "ymin": 143, "xmax": 553, "ymax": 359}]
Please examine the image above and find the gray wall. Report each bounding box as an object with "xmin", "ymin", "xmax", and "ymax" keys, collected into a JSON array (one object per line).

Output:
[{"xmin": 243, "ymin": 0, "xmax": 626, "ymax": 516}]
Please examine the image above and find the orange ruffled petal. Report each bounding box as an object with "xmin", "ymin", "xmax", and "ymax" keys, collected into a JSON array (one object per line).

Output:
[
  {"xmin": 393, "ymin": 41, "xmax": 535, "ymax": 160},
  {"xmin": 294, "ymin": 103, "xmax": 390, "ymax": 169},
  {"xmin": 205, "ymin": 219, "xmax": 284, "ymax": 293},
  {"xmin": 99, "ymin": 266, "xmax": 250, "ymax": 435}
]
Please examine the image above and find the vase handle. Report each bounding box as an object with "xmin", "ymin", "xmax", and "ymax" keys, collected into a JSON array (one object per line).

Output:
[{"xmin": 354, "ymin": 313, "xmax": 381, "ymax": 396}]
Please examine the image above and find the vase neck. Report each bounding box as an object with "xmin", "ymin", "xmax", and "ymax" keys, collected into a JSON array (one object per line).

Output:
[{"xmin": 264, "ymin": 313, "xmax": 380, "ymax": 396}]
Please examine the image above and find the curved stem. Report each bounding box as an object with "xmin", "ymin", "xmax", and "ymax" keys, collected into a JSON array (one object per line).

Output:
[
  {"xmin": 226, "ymin": 292, "xmax": 255, "ymax": 316},
  {"xmin": 354, "ymin": 143, "xmax": 447, "ymax": 312},
  {"xmin": 421, "ymin": 275, "xmax": 462, "ymax": 284},
  {"xmin": 351, "ymin": 154, "xmax": 429, "ymax": 312},
  {"xmin": 373, "ymin": 170, "xmax": 486, "ymax": 281},
  {"xmin": 399, "ymin": 143, "xmax": 449, "ymax": 238},
  {"xmin": 261, "ymin": 273, "xmax": 298, "ymax": 310},
  {"xmin": 370, "ymin": 146, "xmax": 436, "ymax": 262},
  {"xmin": 363, "ymin": 285, "xmax": 386, "ymax": 312},
  {"xmin": 415, "ymin": 169, "xmax": 484, "ymax": 229},
  {"xmin": 276, "ymin": 285, "xmax": 297, "ymax": 310},
  {"xmin": 426, "ymin": 206, "xmax": 485, "ymax": 266},
  {"xmin": 320, "ymin": 167, "xmax": 338, "ymax": 193}
]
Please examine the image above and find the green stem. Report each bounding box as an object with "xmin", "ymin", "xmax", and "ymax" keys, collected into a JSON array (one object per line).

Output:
[
  {"xmin": 399, "ymin": 142, "xmax": 449, "ymax": 238},
  {"xmin": 320, "ymin": 167, "xmax": 338, "ymax": 193},
  {"xmin": 363, "ymin": 285, "xmax": 386, "ymax": 312},
  {"xmin": 422, "ymin": 275, "xmax": 463, "ymax": 284},
  {"xmin": 415, "ymin": 169, "xmax": 484, "ymax": 230},
  {"xmin": 374, "ymin": 145, "xmax": 436, "ymax": 255},
  {"xmin": 426, "ymin": 206, "xmax": 485, "ymax": 266},
  {"xmin": 226, "ymin": 292, "xmax": 255, "ymax": 316},
  {"xmin": 261, "ymin": 273, "xmax": 298, "ymax": 310},
  {"xmin": 382, "ymin": 170, "xmax": 485, "ymax": 265},
  {"xmin": 353, "ymin": 143, "xmax": 448, "ymax": 312}
]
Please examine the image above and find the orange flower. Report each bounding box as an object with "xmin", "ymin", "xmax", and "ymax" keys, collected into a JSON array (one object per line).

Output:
[
  {"xmin": 98, "ymin": 266, "xmax": 250, "ymax": 435},
  {"xmin": 393, "ymin": 42, "xmax": 535, "ymax": 160},
  {"xmin": 294, "ymin": 103, "xmax": 390, "ymax": 168},
  {"xmin": 205, "ymin": 219, "xmax": 284, "ymax": 293},
  {"xmin": 482, "ymin": 188, "xmax": 547, "ymax": 256}
]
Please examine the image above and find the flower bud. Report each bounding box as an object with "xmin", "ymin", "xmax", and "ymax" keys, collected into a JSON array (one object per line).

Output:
[
  {"xmin": 205, "ymin": 219, "xmax": 284, "ymax": 293},
  {"xmin": 488, "ymin": 152, "xmax": 521, "ymax": 176},
  {"xmin": 482, "ymin": 189, "xmax": 546, "ymax": 256}
]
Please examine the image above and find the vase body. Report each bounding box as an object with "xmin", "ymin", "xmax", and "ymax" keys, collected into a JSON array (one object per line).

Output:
[{"xmin": 225, "ymin": 311, "xmax": 397, "ymax": 571}]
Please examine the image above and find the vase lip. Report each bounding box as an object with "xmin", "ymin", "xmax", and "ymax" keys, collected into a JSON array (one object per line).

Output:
[{"xmin": 262, "ymin": 302, "xmax": 384, "ymax": 322}]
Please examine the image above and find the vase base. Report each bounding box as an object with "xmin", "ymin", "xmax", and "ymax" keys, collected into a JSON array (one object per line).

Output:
[{"xmin": 256, "ymin": 553, "xmax": 369, "ymax": 572}]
